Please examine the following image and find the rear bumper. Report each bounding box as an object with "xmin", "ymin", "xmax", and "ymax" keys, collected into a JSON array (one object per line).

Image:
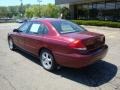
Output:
[{"xmin": 54, "ymin": 45, "xmax": 108, "ymax": 68}]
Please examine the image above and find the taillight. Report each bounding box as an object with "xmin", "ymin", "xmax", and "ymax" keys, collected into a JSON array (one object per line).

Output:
[{"xmin": 69, "ymin": 40, "xmax": 87, "ymax": 50}]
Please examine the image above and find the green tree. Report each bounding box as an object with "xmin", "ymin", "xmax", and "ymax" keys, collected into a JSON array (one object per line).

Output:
[
  {"xmin": 7, "ymin": 6, "xmax": 19, "ymax": 18},
  {"xmin": 25, "ymin": 5, "xmax": 40, "ymax": 18},
  {"xmin": 25, "ymin": 4, "xmax": 60, "ymax": 18},
  {"xmin": 60, "ymin": 7, "xmax": 70, "ymax": 19},
  {"xmin": 25, "ymin": 7, "xmax": 34, "ymax": 18},
  {"xmin": 41, "ymin": 4, "xmax": 60, "ymax": 18},
  {"xmin": 0, "ymin": 7, "xmax": 8, "ymax": 18},
  {"xmin": 0, "ymin": 5, "xmax": 31, "ymax": 18}
]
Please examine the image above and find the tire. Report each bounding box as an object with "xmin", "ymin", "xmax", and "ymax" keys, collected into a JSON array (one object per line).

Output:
[
  {"xmin": 40, "ymin": 49, "xmax": 57, "ymax": 71},
  {"xmin": 8, "ymin": 38, "xmax": 15, "ymax": 51}
]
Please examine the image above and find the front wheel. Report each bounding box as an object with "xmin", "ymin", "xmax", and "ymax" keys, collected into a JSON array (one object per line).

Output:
[
  {"xmin": 8, "ymin": 38, "xmax": 15, "ymax": 51},
  {"xmin": 40, "ymin": 50, "xmax": 57, "ymax": 71}
]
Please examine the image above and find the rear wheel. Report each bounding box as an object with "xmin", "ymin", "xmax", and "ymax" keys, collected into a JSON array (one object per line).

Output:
[
  {"xmin": 8, "ymin": 38, "xmax": 15, "ymax": 50},
  {"xmin": 40, "ymin": 49, "xmax": 57, "ymax": 71}
]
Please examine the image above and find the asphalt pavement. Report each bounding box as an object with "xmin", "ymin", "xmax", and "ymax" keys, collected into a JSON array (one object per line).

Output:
[{"xmin": 0, "ymin": 23, "xmax": 120, "ymax": 90}]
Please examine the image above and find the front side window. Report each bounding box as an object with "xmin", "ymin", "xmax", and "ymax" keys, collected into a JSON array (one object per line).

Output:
[
  {"xmin": 51, "ymin": 20, "xmax": 86, "ymax": 34},
  {"xmin": 19, "ymin": 22, "xmax": 31, "ymax": 33}
]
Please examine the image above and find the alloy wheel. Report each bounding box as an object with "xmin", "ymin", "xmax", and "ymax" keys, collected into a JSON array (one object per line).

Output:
[{"xmin": 41, "ymin": 52, "xmax": 53, "ymax": 70}]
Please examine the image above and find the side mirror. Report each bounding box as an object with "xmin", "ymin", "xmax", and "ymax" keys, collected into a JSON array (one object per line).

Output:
[{"xmin": 13, "ymin": 29, "xmax": 19, "ymax": 32}]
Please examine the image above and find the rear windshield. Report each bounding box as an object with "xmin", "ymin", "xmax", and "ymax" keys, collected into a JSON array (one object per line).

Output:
[{"xmin": 51, "ymin": 20, "xmax": 86, "ymax": 34}]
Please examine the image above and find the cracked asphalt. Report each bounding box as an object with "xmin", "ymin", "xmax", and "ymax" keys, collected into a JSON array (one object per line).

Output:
[{"xmin": 0, "ymin": 23, "xmax": 120, "ymax": 90}]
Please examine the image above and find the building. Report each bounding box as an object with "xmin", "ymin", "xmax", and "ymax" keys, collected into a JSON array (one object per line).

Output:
[{"xmin": 55, "ymin": 0, "xmax": 120, "ymax": 21}]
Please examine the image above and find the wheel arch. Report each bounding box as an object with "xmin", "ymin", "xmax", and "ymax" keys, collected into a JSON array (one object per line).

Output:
[
  {"xmin": 38, "ymin": 47, "xmax": 53, "ymax": 56},
  {"xmin": 38, "ymin": 47, "xmax": 58, "ymax": 71},
  {"xmin": 8, "ymin": 35, "xmax": 11, "ymax": 40},
  {"xmin": 8, "ymin": 35, "xmax": 14, "ymax": 43}
]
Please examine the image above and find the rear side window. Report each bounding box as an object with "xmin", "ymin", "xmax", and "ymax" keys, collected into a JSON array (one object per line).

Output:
[
  {"xmin": 29, "ymin": 23, "xmax": 41, "ymax": 34},
  {"xmin": 28, "ymin": 22, "xmax": 48, "ymax": 34}
]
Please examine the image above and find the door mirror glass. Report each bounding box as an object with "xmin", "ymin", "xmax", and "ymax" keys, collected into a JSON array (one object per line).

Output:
[{"xmin": 13, "ymin": 29, "xmax": 20, "ymax": 32}]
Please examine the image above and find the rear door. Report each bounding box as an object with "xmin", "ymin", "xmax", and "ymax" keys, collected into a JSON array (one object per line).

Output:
[{"xmin": 23, "ymin": 22, "xmax": 48, "ymax": 56}]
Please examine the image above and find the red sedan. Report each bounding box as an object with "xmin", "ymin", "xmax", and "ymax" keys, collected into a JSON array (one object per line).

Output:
[{"xmin": 8, "ymin": 18, "xmax": 108, "ymax": 71}]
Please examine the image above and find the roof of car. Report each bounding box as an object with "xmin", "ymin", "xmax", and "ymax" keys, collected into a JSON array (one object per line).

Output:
[{"xmin": 31, "ymin": 18, "xmax": 63, "ymax": 22}]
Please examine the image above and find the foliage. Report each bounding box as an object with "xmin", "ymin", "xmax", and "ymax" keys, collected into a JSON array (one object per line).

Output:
[
  {"xmin": 72, "ymin": 20, "xmax": 120, "ymax": 28},
  {"xmin": 25, "ymin": 7, "xmax": 34, "ymax": 18},
  {"xmin": 0, "ymin": 7, "xmax": 8, "ymax": 18},
  {"xmin": 7, "ymin": 6, "xmax": 20, "ymax": 18},
  {"xmin": 25, "ymin": 4, "xmax": 60, "ymax": 18},
  {"xmin": 0, "ymin": 4, "xmax": 60, "ymax": 19},
  {"xmin": 60, "ymin": 7, "xmax": 70, "ymax": 19},
  {"xmin": 0, "ymin": 4, "xmax": 30, "ymax": 19}
]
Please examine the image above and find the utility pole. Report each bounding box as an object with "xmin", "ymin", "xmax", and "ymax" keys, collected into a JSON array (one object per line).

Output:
[
  {"xmin": 20, "ymin": 0, "xmax": 23, "ymax": 17},
  {"xmin": 37, "ymin": 0, "xmax": 42, "ymax": 17}
]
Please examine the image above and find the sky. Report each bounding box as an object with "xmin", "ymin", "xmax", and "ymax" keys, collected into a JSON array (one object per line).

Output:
[{"xmin": 0, "ymin": 0, "xmax": 55, "ymax": 6}]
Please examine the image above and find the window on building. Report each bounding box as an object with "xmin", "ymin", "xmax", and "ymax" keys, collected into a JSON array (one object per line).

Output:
[
  {"xmin": 89, "ymin": 4, "xmax": 93, "ymax": 9},
  {"xmin": 93, "ymin": 3, "xmax": 97, "ymax": 9},
  {"xmin": 97, "ymin": 3, "xmax": 105, "ymax": 9},
  {"xmin": 77, "ymin": 4, "xmax": 89, "ymax": 19},
  {"xmin": 116, "ymin": 2, "xmax": 120, "ymax": 9},
  {"xmin": 106, "ymin": 3, "xmax": 115, "ymax": 9}
]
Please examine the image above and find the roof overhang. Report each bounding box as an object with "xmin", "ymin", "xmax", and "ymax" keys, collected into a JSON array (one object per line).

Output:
[{"xmin": 55, "ymin": 0, "xmax": 113, "ymax": 5}]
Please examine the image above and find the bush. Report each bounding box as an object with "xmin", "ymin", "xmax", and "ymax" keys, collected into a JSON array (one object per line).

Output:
[{"xmin": 71, "ymin": 20, "xmax": 120, "ymax": 28}]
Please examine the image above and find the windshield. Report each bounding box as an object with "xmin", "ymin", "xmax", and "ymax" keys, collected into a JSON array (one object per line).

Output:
[{"xmin": 51, "ymin": 20, "xmax": 86, "ymax": 34}]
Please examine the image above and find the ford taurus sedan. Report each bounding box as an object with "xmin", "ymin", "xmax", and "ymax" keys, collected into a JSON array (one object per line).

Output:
[{"xmin": 8, "ymin": 18, "xmax": 108, "ymax": 71}]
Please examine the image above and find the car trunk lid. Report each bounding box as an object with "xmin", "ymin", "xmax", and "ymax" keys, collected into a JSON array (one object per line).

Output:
[{"xmin": 62, "ymin": 31, "xmax": 105, "ymax": 51}]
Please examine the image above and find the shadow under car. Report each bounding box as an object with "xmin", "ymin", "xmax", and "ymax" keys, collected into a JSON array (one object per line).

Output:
[{"xmin": 15, "ymin": 49, "xmax": 118, "ymax": 87}]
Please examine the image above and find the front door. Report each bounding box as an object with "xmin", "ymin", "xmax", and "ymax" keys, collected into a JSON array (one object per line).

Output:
[{"xmin": 14, "ymin": 22, "xmax": 32, "ymax": 50}]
